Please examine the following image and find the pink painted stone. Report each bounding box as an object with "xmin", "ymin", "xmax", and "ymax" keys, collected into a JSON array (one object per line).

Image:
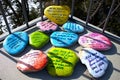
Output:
[
  {"xmin": 36, "ymin": 21, "xmax": 58, "ymax": 32},
  {"xmin": 78, "ymin": 32, "xmax": 112, "ymax": 51}
]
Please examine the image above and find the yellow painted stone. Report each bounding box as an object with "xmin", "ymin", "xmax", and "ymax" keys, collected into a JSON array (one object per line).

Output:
[{"xmin": 44, "ymin": 5, "xmax": 70, "ymax": 25}]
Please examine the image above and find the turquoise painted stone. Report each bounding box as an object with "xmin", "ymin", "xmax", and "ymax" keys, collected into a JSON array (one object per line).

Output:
[
  {"xmin": 29, "ymin": 31, "xmax": 49, "ymax": 49},
  {"xmin": 3, "ymin": 32, "xmax": 29, "ymax": 55},
  {"xmin": 47, "ymin": 47, "xmax": 79, "ymax": 77},
  {"xmin": 50, "ymin": 31, "xmax": 78, "ymax": 47},
  {"xmin": 63, "ymin": 21, "xmax": 84, "ymax": 33}
]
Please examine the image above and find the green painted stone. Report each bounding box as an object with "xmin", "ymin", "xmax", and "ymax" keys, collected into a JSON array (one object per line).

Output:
[
  {"xmin": 29, "ymin": 31, "xmax": 49, "ymax": 49},
  {"xmin": 47, "ymin": 47, "xmax": 79, "ymax": 77}
]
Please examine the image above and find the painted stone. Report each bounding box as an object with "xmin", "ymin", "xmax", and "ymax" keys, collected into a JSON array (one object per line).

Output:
[
  {"xmin": 78, "ymin": 32, "xmax": 112, "ymax": 51},
  {"xmin": 79, "ymin": 48, "xmax": 108, "ymax": 78},
  {"xmin": 44, "ymin": 5, "xmax": 70, "ymax": 25},
  {"xmin": 50, "ymin": 31, "xmax": 78, "ymax": 47},
  {"xmin": 63, "ymin": 21, "xmax": 84, "ymax": 33},
  {"xmin": 17, "ymin": 50, "xmax": 48, "ymax": 72},
  {"xmin": 3, "ymin": 32, "xmax": 29, "ymax": 55},
  {"xmin": 36, "ymin": 21, "xmax": 58, "ymax": 32},
  {"xmin": 29, "ymin": 31, "xmax": 49, "ymax": 49},
  {"xmin": 47, "ymin": 47, "xmax": 79, "ymax": 77}
]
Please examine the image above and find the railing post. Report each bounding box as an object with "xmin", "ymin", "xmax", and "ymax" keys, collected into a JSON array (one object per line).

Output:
[
  {"xmin": 71, "ymin": 0, "xmax": 75, "ymax": 19},
  {"xmin": 39, "ymin": 0, "xmax": 43, "ymax": 21},
  {"xmin": 21, "ymin": 0, "xmax": 29, "ymax": 28},
  {"xmin": 0, "ymin": 1, "xmax": 12, "ymax": 34},
  {"xmin": 86, "ymin": 0, "xmax": 93, "ymax": 27},
  {"xmin": 102, "ymin": 0, "xmax": 115, "ymax": 33}
]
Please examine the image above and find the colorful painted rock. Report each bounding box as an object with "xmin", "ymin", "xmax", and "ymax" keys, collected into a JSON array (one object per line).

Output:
[
  {"xmin": 17, "ymin": 50, "xmax": 48, "ymax": 72},
  {"xmin": 44, "ymin": 5, "xmax": 70, "ymax": 25},
  {"xmin": 79, "ymin": 48, "xmax": 109, "ymax": 78},
  {"xmin": 3, "ymin": 32, "xmax": 29, "ymax": 55},
  {"xmin": 47, "ymin": 47, "xmax": 79, "ymax": 77},
  {"xmin": 78, "ymin": 32, "xmax": 112, "ymax": 51},
  {"xmin": 36, "ymin": 21, "xmax": 58, "ymax": 32},
  {"xmin": 63, "ymin": 21, "xmax": 84, "ymax": 33},
  {"xmin": 29, "ymin": 31, "xmax": 49, "ymax": 49},
  {"xmin": 50, "ymin": 31, "xmax": 78, "ymax": 47}
]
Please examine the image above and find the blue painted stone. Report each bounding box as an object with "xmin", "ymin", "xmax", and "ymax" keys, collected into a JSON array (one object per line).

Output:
[
  {"xmin": 50, "ymin": 31, "xmax": 78, "ymax": 47},
  {"xmin": 63, "ymin": 21, "xmax": 84, "ymax": 33},
  {"xmin": 3, "ymin": 32, "xmax": 29, "ymax": 55}
]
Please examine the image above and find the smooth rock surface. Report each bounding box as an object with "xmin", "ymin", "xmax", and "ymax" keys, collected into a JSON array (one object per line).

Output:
[
  {"xmin": 29, "ymin": 31, "xmax": 49, "ymax": 49},
  {"xmin": 63, "ymin": 21, "xmax": 84, "ymax": 33},
  {"xmin": 36, "ymin": 21, "xmax": 58, "ymax": 32},
  {"xmin": 44, "ymin": 5, "xmax": 70, "ymax": 25},
  {"xmin": 17, "ymin": 50, "xmax": 48, "ymax": 72},
  {"xmin": 3, "ymin": 32, "xmax": 29, "ymax": 55},
  {"xmin": 47, "ymin": 47, "xmax": 79, "ymax": 77},
  {"xmin": 79, "ymin": 48, "xmax": 109, "ymax": 78},
  {"xmin": 50, "ymin": 31, "xmax": 78, "ymax": 47},
  {"xmin": 78, "ymin": 32, "xmax": 112, "ymax": 51}
]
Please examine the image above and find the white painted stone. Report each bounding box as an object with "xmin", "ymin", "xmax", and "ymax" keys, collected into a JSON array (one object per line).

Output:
[{"xmin": 79, "ymin": 48, "xmax": 109, "ymax": 78}]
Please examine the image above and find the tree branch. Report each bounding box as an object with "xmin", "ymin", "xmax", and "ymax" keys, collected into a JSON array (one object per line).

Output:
[
  {"xmin": 98, "ymin": 2, "xmax": 120, "ymax": 27},
  {"xmin": 83, "ymin": 0, "xmax": 87, "ymax": 12},
  {"xmin": 89, "ymin": 0, "xmax": 103, "ymax": 20}
]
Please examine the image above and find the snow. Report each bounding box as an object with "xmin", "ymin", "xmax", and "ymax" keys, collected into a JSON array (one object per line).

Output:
[
  {"xmin": 0, "ymin": 0, "xmax": 40, "ymax": 34},
  {"xmin": 28, "ymin": 0, "xmax": 40, "ymax": 11}
]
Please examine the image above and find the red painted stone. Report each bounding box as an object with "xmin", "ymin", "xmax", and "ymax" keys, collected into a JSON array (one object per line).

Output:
[{"xmin": 17, "ymin": 50, "xmax": 48, "ymax": 72}]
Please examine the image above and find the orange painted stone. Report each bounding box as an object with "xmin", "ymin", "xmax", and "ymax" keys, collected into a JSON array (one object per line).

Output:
[{"xmin": 17, "ymin": 50, "xmax": 48, "ymax": 72}]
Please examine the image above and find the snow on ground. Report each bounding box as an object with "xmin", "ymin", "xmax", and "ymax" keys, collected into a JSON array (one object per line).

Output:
[
  {"xmin": 28, "ymin": 0, "xmax": 40, "ymax": 11},
  {"xmin": 0, "ymin": 0, "xmax": 40, "ymax": 34}
]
